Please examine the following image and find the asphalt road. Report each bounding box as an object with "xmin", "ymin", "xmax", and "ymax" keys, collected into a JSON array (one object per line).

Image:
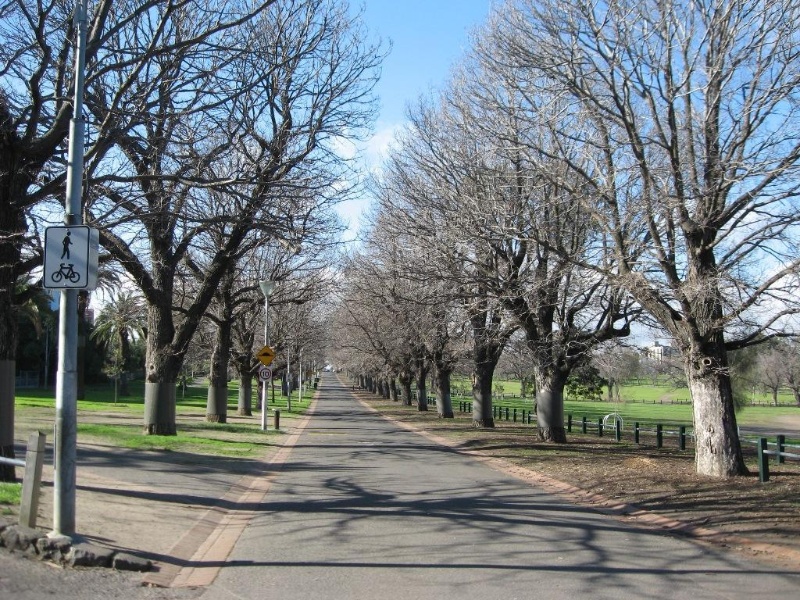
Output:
[{"xmin": 198, "ymin": 374, "xmax": 800, "ymax": 600}]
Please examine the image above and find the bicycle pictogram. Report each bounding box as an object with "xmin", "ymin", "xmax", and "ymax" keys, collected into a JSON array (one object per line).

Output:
[{"xmin": 51, "ymin": 263, "xmax": 81, "ymax": 284}]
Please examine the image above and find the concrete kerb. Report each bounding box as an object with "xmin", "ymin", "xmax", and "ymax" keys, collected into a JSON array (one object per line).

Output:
[{"xmin": 350, "ymin": 389, "xmax": 800, "ymax": 572}]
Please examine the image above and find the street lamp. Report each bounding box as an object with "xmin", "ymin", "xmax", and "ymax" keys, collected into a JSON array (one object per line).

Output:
[{"xmin": 259, "ymin": 280, "xmax": 275, "ymax": 431}]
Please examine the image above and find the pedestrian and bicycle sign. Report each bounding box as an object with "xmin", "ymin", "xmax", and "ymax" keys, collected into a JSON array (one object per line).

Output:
[{"xmin": 43, "ymin": 225, "xmax": 99, "ymax": 290}]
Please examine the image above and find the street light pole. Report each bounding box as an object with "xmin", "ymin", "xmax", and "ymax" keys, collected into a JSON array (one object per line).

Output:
[
  {"xmin": 53, "ymin": 0, "xmax": 89, "ymax": 538},
  {"xmin": 259, "ymin": 281, "xmax": 275, "ymax": 431}
]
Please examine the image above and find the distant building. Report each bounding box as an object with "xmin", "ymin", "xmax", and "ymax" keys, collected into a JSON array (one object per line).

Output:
[{"xmin": 645, "ymin": 341, "xmax": 678, "ymax": 362}]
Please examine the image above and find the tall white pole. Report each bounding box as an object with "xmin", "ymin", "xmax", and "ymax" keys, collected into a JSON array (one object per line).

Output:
[
  {"xmin": 287, "ymin": 346, "xmax": 291, "ymax": 411},
  {"xmin": 258, "ymin": 280, "xmax": 274, "ymax": 431},
  {"xmin": 298, "ymin": 350, "xmax": 303, "ymax": 405},
  {"xmin": 54, "ymin": 0, "xmax": 89, "ymax": 538}
]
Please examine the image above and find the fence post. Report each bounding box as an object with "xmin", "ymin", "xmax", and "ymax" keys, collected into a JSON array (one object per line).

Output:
[
  {"xmin": 656, "ymin": 424, "xmax": 663, "ymax": 448},
  {"xmin": 679, "ymin": 426, "xmax": 686, "ymax": 451},
  {"xmin": 505, "ymin": 407, "xmax": 509, "ymax": 421},
  {"xmin": 776, "ymin": 434, "xmax": 785, "ymax": 465},
  {"xmin": 615, "ymin": 419, "xmax": 621, "ymax": 442},
  {"xmin": 634, "ymin": 422, "xmax": 640, "ymax": 444},
  {"xmin": 513, "ymin": 408, "xmax": 517, "ymax": 423},
  {"xmin": 567, "ymin": 414, "xmax": 572, "ymax": 433},
  {"xmin": 582, "ymin": 416, "xmax": 587, "ymax": 434},
  {"xmin": 758, "ymin": 437, "xmax": 770, "ymax": 483},
  {"xmin": 19, "ymin": 431, "xmax": 46, "ymax": 529},
  {"xmin": 597, "ymin": 417, "xmax": 603, "ymax": 438}
]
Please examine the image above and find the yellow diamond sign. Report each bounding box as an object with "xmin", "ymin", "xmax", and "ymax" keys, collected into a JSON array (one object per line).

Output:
[{"xmin": 256, "ymin": 345, "xmax": 276, "ymax": 367}]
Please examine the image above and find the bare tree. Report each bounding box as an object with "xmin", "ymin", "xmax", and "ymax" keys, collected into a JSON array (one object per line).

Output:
[
  {"xmin": 82, "ymin": 0, "xmax": 381, "ymax": 434},
  {"xmin": 490, "ymin": 0, "xmax": 800, "ymax": 476},
  {"xmin": 755, "ymin": 346, "xmax": 784, "ymax": 406},
  {"xmin": 592, "ymin": 343, "xmax": 641, "ymax": 402}
]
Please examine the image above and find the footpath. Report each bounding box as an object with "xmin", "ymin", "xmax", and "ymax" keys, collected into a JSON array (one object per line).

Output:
[{"xmin": 2, "ymin": 374, "xmax": 799, "ymax": 599}]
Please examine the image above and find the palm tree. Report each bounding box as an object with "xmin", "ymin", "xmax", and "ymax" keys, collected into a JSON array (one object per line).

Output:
[{"xmin": 91, "ymin": 291, "xmax": 146, "ymax": 397}]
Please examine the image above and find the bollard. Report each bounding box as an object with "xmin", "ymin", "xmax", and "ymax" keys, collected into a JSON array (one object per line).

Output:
[
  {"xmin": 19, "ymin": 431, "xmax": 46, "ymax": 529},
  {"xmin": 567, "ymin": 414, "xmax": 572, "ymax": 433},
  {"xmin": 679, "ymin": 426, "xmax": 686, "ymax": 451},
  {"xmin": 776, "ymin": 434, "xmax": 785, "ymax": 465},
  {"xmin": 758, "ymin": 437, "xmax": 770, "ymax": 482},
  {"xmin": 634, "ymin": 422, "xmax": 640, "ymax": 444},
  {"xmin": 274, "ymin": 409, "xmax": 281, "ymax": 430},
  {"xmin": 656, "ymin": 424, "xmax": 663, "ymax": 448}
]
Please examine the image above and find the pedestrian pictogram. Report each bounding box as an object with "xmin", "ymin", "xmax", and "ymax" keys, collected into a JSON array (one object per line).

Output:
[
  {"xmin": 256, "ymin": 345, "xmax": 276, "ymax": 367},
  {"xmin": 43, "ymin": 225, "xmax": 99, "ymax": 290}
]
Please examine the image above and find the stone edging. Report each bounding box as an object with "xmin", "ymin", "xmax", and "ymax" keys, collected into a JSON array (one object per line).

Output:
[{"xmin": 0, "ymin": 517, "xmax": 152, "ymax": 571}]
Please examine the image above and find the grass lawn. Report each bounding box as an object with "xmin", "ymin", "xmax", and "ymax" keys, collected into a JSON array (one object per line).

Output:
[
  {"xmin": 13, "ymin": 378, "xmax": 318, "ymax": 457},
  {"xmin": 0, "ymin": 482, "xmax": 21, "ymax": 516}
]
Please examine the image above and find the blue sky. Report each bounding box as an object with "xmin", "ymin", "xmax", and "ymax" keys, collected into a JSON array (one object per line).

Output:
[{"xmin": 338, "ymin": 1, "xmax": 493, "ymax": 239}]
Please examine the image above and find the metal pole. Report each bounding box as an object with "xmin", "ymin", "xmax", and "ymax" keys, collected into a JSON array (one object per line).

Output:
[
  {"xmin": 261, "ymin": 294, "xmax": 269, "ymax": 431},
  {"xmin": 53, "ymin": 0, "xmax": 89, "ymax": 538},
  {"xmin": 298, "ymin": 350, "xmax": 302, "ymax": 405},
  {"xmin": 287, "ymin": 346, "xmax": 291, "ymax": 411}
]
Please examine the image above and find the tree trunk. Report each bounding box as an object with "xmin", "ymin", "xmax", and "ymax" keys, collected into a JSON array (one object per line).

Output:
[
  {"xmin": 687, "ymin": 355, "xmax": 747, "ymax": 477},
  {"xmin": 534, "ymin": 366, "xmax": 567, "ymax": 443},
  {"xmin": 472, "ymin": 362, "xmax": 495, "ymax": 427},
  {"xmin": 416, "ymin": 357, "xmax": 428, "ymax": 412},
  {"xmin": 0, "ymin": 197, "xmax": 23, "ymax": 481},
  {"xmin": 399, "ymin": 373, "xmax": 412, "ymax": 406},
  {"xmin": 389, "ymin": 377, "xmax": 398, "ymax": 402},
  {"xmin": 119, "ymin": 371, "xmax": 130, "ymax": 397},
  {"xmin": 432, "ymin": 363, "xmax": 454, "ymax": 419},
  {"xmin": 143, "ymin": 299, "xmax": 181, "ymax": 435},
  {"xmin": 0, "ymin": 360, "xmax": 15, "ymax": 482},
  {"xmin": 237, "ymin": 363, "xmax": 253, "ymax": 416},
  {"xmin": 206, "ymin": 318, "xmax": 232, "ymax": 423},
  {"xmin": 144, "ymin": 380, "xmax": 178, "ymax": 435}
]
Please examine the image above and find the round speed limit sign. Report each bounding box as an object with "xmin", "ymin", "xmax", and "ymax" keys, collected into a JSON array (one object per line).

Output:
[{"xmin": 258, "ymin": 366, "xmax": 272, "ymax": 382}]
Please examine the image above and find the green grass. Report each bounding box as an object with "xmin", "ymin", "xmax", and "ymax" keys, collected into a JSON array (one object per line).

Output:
[
  {"xmin": 13, "ymin": 378, "xmax": 319, "ymax": 459},
  {"xmin": 0, "ymin": 482, "xmax": 21, "ymax": 513},
  {"xmin": 77, "ymin": 422, "xmax": 274, "ymax": 457}
]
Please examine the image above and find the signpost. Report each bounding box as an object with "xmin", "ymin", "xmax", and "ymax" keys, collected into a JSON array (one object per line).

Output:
[
  {"xmin": 52, "ymin": 0, "xmax": 90, "ymax": 539},
  {"xmin": 256, "ymin": 345, "xmax": 275, "ymax": 431}
]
